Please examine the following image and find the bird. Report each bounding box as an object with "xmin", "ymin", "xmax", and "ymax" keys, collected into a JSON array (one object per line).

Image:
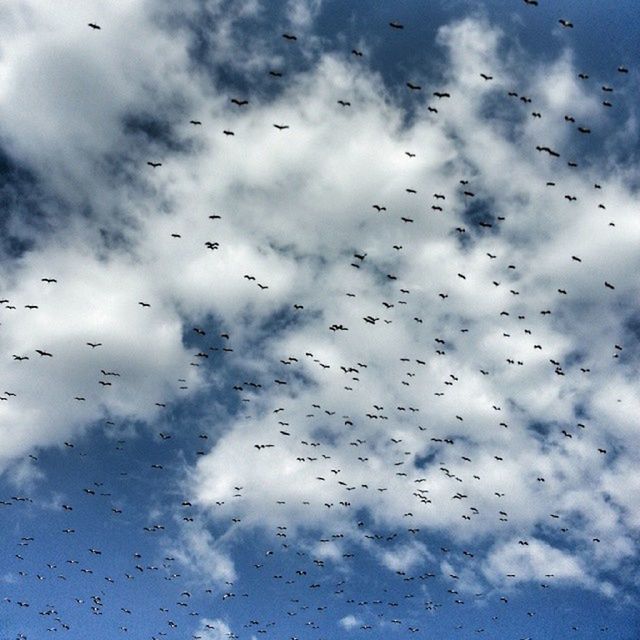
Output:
[
  {"xmin": 406, "ymin": 82, "xmax": 421, "ymax": 91},
  {"xmin": 35, "ymin": 349, "xmax": 53, "ymax": 357},
  {"xmin": 223, "ymin": 130, "xmax": 235, "ymax": 136},
  {"xmin": 88, "ymin": 22, "xmax": 101, "ymax": 30},
  {"xmin": 231, "ymin": 98, "xmax": 249, "ymax": 106},
  {"xmin": 146, "ymin": 162, "xmax": 161, "ymax": 168},
  {"xmin": 189, "ymin": 119, "xmax": 201, "ymax": 125},
  {"xmin": 558, "ymin": 19, "xmax": 573, "ymax": 28},
  {"xmin": 282, "ymin": 33, "xmax": 297, "ymax": 41},
  {"xmin": 86, "ymin": 342, "xmax": 102, "ymax": 348},
  {"xmin": 389, "ymin": 21, "xmax": 404, "ymax": 29},
  {"xmin": 273, "ymin": 124, "xmax": 290, "ymax": 130}
]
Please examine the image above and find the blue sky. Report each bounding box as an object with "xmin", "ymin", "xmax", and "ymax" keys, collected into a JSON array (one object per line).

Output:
[{"xmin": 1, "ymin": 1, "xmax": 639, "ymax": 639}]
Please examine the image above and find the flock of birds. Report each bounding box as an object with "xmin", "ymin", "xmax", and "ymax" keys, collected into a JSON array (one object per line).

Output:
[{"xmin": 0, "ymin": 5, "xmax": 636, "ymax": 640}]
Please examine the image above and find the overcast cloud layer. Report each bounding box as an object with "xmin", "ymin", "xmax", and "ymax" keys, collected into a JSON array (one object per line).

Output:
[{"xmin": 1, "ymin": 1, "xmax": 639, "ymax": 639}]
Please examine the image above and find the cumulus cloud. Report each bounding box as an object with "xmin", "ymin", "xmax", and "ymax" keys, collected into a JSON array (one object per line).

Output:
[
  {"xmin": 339, "ymin": 614, "xmax": 362, "ymax": 630},
  {"xmin": 0, "ymin": 0, "xmax": 637, "ymax": 610}
]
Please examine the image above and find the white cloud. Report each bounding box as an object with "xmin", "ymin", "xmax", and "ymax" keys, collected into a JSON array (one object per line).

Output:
[
  {"xmin": 194, "ymin": 618, "xmax": 235, "ymax": 640},
  {"xmin": 0, "ymin": 1, "xmax": 637, "ymax": 600},
  {"xmin": 339, "ymin": 614, "xmax": 361, "ymax": 630}
]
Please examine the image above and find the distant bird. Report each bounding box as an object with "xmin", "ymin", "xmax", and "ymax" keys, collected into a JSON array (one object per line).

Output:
[
  {"xmin": 352, "ymin": 49, "xmax": 363, "ymax": 57},
  {"xmin": 41, "ymin": 278, "xmax": 57, "ymax": 283},
  {"xmin": 189, "ymin": 120, "xmax": 201, "ymax": 125},
  {"xmin": 88, "ymin": 23, "xmax": 101, "ymax": 30},
  {"xmin": 433, "ymin": 91, "xmax": 450, "ymax": 98},
  {"xmin": 617, "ymin": 66, "xmax": 629, "ymax": 73},
  {"xmin": 223, "ymin": 130, "xmax": 235, "ymax": 136},
  {"xmin": 480, "ymin": 73, "xmax": 493, "ymax": 80},
  {"xmin": 604, "ymin": 281, "xmax": 615, "ymax": 290},
  {"xmin": 523, "ymin": 0, "xmax": 538, "ymax": 5},
  {"xmin": 389, "ymin": 21, "xmax": 404, "ymax": 29},
  {"xmin": 231, "ymin": 98, "xmax": 249, "ymax": 106},
  {"xmin": 337, "ymin": 100, "xmax": 351, "ymax": 107},
  {"xmin": 86, "ymin": 342, "xmax": 102, "ymax": 348},
  {"xmin": 147, "ymin": 162, "xmax": 161, "ymax": 168},
  {"xmin": 282, "ymin": 33, "xmax": 297, "ymax": 41},
  {"xmin": 558, "ymin": 19, "xmax": 573, "ymax": 28},
  {"xmin": 138, "ymin": 301, "xmax": 151, "ymax": 307},
  {"xmin": 406, "ymin": 82, "xmax": 421, "ymax": 91},
  {"xmin": 273, "ymin": 124, "xmax": 290, "ymax": 130},
  {"xmin": 35, "ymin": 350, "xmax": 53, "ymax": 357}
]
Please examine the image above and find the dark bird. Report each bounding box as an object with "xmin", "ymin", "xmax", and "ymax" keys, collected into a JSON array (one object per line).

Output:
[
  {"xmin": 618, "ymin": 66, "xmax": 629, "ymax": 73},
  {"xmin": 41, "ymin": 278, "xmax": 57, "ymax": 283},
  {"xmin": 427, "ymin": 106, "xmax": 438, "ymax": 113},
  {"xmin": 523, "ymin": 0, "xmax": 538, "ymax": 5},
  {"xmin": 480, "ymin": 73, "xmax": 493, "ymax": 80},
  {"xmin": 337, "ymin": 100, "xmax": 351, "ymax": 107},
  {"xmin": 577, "ymin": 126, "xmax": 591, "ymax": 134},
  {"xmin": 138, "ymin": 301, "xmax": 151, "ymax": 307},
  {"xmin": 86, "ymin": 342, "xmax": 102, "ymax": 348},
  {"xmin": 578, "ymin": 72, "xmax": 589, "ymax": 79},
  {"xmin": 558, "ymin": 19, "xmax": 573, "ymax": 28},
  {"xmin": 273, "ymin": 124, "xmax": 290, "ymax": 130},
  {"xmin": 604, "ymin": 281, "xmax": 615, "ymax": 290},
  {"xmin": 35, "ymin": 350, "xmax": 53, "ymax": 357},
  {"xmin": 189, "ymin": 120, "xmax": 201, "ymax": 125},
  {"xmin": 405, "ymin": 151, "xmax": 416, "ymax": 157},
  {"xmin": 88, "ymin": 23, "xmax": 101, "ymax": 30},
  {"xmin": 433, "ymin": 91, "xmax": 450, "ymax": 98},
  {"xmin": 231, "ymin": 98, "xmax": 249, "ymax": 106},
  {"xmin": 406, "ymin": 82, "xmax": 421, "ymax": 91},
  {"xmin": 352, "ymin": 49, "xmax": 363, "ymax": 57},
  {"xmin": 147, "ymin": 162, "xmax": 161, "ymax": 168},
  {"xmin": 269, "ymin": 70, "xmax": 283, "ymax": 77},
  {"xmin": 389, "ymin": 21, "xmax": 404, "ymax": 29},
  {"xmin": 223, "ymin": 130, "xmax": 235, "ymax": 136}
]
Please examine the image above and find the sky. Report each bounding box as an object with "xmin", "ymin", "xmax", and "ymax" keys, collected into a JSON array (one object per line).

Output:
[{"xmin": 0, "ymin": 1, "xmax": 639, "ymax": 639}]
